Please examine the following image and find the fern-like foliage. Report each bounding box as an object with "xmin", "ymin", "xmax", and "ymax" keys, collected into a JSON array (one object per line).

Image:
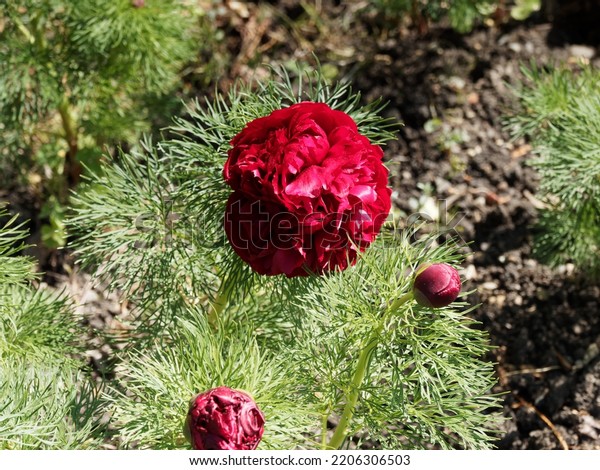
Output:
[
  {"xmin": 66, "ymin": 0, "xmax": 197, "ymax": 94},
  {"xmin": 0, "ymin": 358, "xmax": 101, "ymax": 449},
  {"xmin": 0, "ymin": 0, "xmax": 205, "ymax": 234},
  {"xmin": 0, "ymin": 0, "xmax": 200, "ymax": 130},
  {"xmin": 0, "ymin": 212, "xmax": 36, "ymax": 287},
  {"xmin": 0, "ymin": 211, "xmax": 104, "ymax": 449},
  {"xmin": 508, "ymin": 64, "xmax": 600, "ymax": 277}
]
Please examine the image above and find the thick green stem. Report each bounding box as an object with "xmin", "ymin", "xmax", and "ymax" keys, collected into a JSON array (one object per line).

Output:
[
  {"xmin": 326, "ymin": 291, "xmax": 414, "ymax": 449},
  {"xmin": 31, "ymin": 13, "xmax": 47, "ymax": 50},
  {"xmin": 327, "ymin": 325, "xmax": 382, "ymax": 449},
  {"xmin": 58, "ymin": 97, "xmax": 81, "ymax": 188},
  {"xmin": 320, "ymin": 410, "xmax": 330, "ymax": 450},
  {"xmin": 388, "ymin": 291, "xmax": 414, "ymax": 313}
]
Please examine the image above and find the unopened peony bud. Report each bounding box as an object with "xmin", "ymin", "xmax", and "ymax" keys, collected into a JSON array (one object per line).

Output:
[
  {"xmin": 185, "ymin": 386, "xmax": 265, "ymax": 450},
  {"xmin": 413, "ymin": 263, "xmax": 461, "ymax": 308}
]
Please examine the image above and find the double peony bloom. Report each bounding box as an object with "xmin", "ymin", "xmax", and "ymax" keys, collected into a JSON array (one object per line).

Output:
[{"xmin": 224, "ymin": 102, "xmax": 391, "ymax": 277}]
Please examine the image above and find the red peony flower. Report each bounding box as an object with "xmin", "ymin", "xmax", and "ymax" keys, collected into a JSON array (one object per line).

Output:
[
  {"xmin": 224, "ymin": 102, "xmax": 391, "ymax": 277},
  {"xmin": 413, "ymin": 263, "xmax": 462, "ymax": 308},
  {"xmin": 185, "ymin": 386, "xmax": 265, "ymax": 450}
]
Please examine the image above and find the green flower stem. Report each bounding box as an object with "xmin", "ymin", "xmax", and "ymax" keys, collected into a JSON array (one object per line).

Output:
[
  {"xmin": 320, "ymin": 410, "xmax": 330, "ymax": 449},
  {"xmin": 31, "ymin": 13, "xmax": 48, "ymax": 50},
  {"xmin": 326, "ymin": 325, "xmax": 382, "ymax": 450},
  {"xmin": 326, "ymin": 291, "xmax": 414, "ymax": 449},
  {"xmin": 13, "ymin": 16, "xmax": 34, "ymax": 44},
  {"xmin": 207, "ymin": 282, "xmax": 231, "ymax": 327},
  {"xmin": 389, "ymin": 291, "xmax": 414, "ymax": 313}
]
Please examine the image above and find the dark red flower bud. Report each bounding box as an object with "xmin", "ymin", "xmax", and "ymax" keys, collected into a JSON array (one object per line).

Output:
[
  {"xmin": 185, "ymin": 386, "xmax": 264, "ymax": 450},
  {"xmin": 413, "ymin": 263, "xmax": 461, "ymax": 308}
]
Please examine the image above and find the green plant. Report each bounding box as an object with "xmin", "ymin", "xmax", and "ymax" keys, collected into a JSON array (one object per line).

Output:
[
  {"xmin": 66, "ymin": 66, "xmax": 501, "ymax": 449},
  {"xmin": 0, "ymin": 210, "xmax": 103, "ymax": 449},
  {"xmin": 0, "ymin": 0, "xmax": 207, "ymax": 246},
  {"xmin": 369, "ymin": 0, "xmax": 497, "ymax": 33},
  {"xmin": 510, "ymin": 0, "xmax": 541, "ymax": 20},
  {"xmin": 508, "ymin": 64, "xmax": 600, "ymax": 277}
]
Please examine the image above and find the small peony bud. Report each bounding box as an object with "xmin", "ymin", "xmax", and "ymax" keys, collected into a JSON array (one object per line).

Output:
[
  {"xmin": 185, "ymin": 386, "xmax": 265, "ymax": 450},
  {"xmin": 413, "ymin": 263, "xmax": 461, "ymax": 308},
  {"xmin": 131, "ymin": 0, "xmax": 145, "ymax": 8}
]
